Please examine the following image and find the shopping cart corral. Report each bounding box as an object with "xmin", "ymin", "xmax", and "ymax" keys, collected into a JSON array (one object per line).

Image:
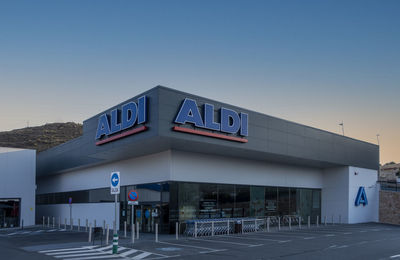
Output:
[{"xmin": 184, "ymin": 218, "xmax": 265, "ymax": 237}]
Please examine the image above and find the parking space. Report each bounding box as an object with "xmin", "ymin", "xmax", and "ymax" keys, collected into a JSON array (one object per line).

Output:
[{"xmin": 2, "ymin": 223, "xmax": 400, "ymax": 259}]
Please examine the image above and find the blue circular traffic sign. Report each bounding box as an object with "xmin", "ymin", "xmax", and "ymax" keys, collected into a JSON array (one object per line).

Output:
[
  {"xmin": 111, "ymin": 172, "xmax": 119, "ymax": 187},
  {"xmin": 128, "ymin": 190, "xmax": 138, "ymax": 201}
]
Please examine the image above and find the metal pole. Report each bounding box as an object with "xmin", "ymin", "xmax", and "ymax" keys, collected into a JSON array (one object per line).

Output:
[
  {"xmin": 176, "ymin": 222, "xmax": 179, "ymax": 240},
  {"xmin": 241, "ymin": 219, "xmax": 244, "ymax": 234},
  {"xmin": 131, "ymin": 204, "xmax": 134, "ymax": 235},
  {"xmin": 113, "ymin": 193, "xmax": 118, "ymax": 254},
  {"xmin": 94, "ymin": 219, "xmax": 96, "ymax": 228},
  {"xmin": 308, "ymin": 216, "xmax": 310, "ymax": 228},
  {"xmin": 324, "ymin": 216, "xmax": 327, "ymax": 226},
  {"xmin": 88, "ymin": 223, "xmax": 92, "ymax": 242},
  {"xmin": 317, "ymin": 216, "xmax": 319, "ymax": 227},
  {"xmin": 43, "ymin": 216, "xmax": 45, "ymax": 228},
  {"xmin": 106, "ymin": 224, "xmax": 109, "ymax": 245},
  {"xmin": 278, "ymin": 217, "xmax": 281, "ymax": 231},
  {"xmin": 289, "ymin": 217, "xmax": 291, "ymax": 230},
  {"xmin": 78, "ymin": 219, "xmax": 80, "ymax": 232},
  {"xmin": 211, "ymin": 221, "xmax": 214, "ymax": 236},
  {"xmin": 155, "ymin": 223, "xmax": 158, "ymax": 242},
  {"xmin": 227, "ymin": 219, "xmax": 230, "ymax": 235},
  {"xmin": 69, "ymin": 204, "xmax": 72, "ymax": 226},
  {"xmin": 86, "ymin": 219, "xmax": 88, "ymax": 232},
  {"xmin": 136, "ymin": 221, "xmax": 139, "ymax": 239},
  {"xmin": 48, "ymin": 216, "xmax": 50, "ymax": 228},
  {"xmin": 298, "ymin": 217, "xmax": 301, "ymax": 229},
  {"xmin": 53, "ymin": 217, "xmax": 55, "ymax": 228},
  {"xmin": 21, "ymin": 219, "xmax": 24, "ymax": 230},
  {"xmin": 58, "ymin": 216, "xmax": 61, "ymax": 229},
  {"xmin": 194, "ymin": 222, "xmax": 197, "ymax": 238},
  {"xmin": 103, "ymin": 220, "xmax": 106, "ymax": 235},
  {"xmin": 124, "ymin": 221, "xmax": 127, "ymax": 238},
  {"xmin": 131, "ymin": 222, "xmax": 135, "ymax": 244},
  {"xmin": 64, "ymin": 218, "xmax": 67, "ymax": 230},
  {"xmin": 267, "ymin": 217, "xmax": 270, "ymax": 232}
]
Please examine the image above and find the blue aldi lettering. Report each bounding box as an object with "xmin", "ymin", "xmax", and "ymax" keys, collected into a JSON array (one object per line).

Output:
[
  {"xmin": 96, "ymin": 96, "xmax": 147, "ymax": 140},
  {"xmin": 355, "ymin": 186, "xmax": 368, "ymax": 206},
  {"xmin": 175, "ymin": 98, "xmax": 248, "ymax": 136}
]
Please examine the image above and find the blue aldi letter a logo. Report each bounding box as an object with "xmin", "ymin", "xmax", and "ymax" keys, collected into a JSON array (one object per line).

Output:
[{"xmin": 355, "ymin": 187, "xmax": 368, "ymax": 206}]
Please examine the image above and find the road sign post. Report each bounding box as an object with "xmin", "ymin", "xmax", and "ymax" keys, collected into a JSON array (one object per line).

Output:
[
  {"xmin": 110, "ymin": 172, "xmax": 120, "ymax": 254},
  {"xmin": 128, "ymin": 190, "xmax": 139, "ymax": 243}
]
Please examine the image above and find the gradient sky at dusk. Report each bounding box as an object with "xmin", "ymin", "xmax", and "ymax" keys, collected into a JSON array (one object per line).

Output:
[{"xmin": 0, "ymin": 0, "xmax": 399, "ymax": 163}]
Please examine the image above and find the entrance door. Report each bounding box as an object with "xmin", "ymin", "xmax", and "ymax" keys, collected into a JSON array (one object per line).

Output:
[{"xmin": 140, "ymin": 204, "xmax": 160, "ymax": 233}]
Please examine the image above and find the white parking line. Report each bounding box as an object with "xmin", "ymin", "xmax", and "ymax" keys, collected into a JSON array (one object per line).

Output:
[
  {"xmin": 39, "ymin": 246, "xmax": 96, "ymax": 253},
  {"xmin": 221, "ymin": 235, "xmax": 290, "ymax": 243},
  {"xmin": 54, "ymin": 252, "xmax": 107, "ymax": 258},
  {"xmin": 159, "ymin": 241, "xmax": 223, "ymax": 252},
  {"xmin": 132, "ymin": 252, "xmax": 152, "ymax": 259},
  {"xmin": 67, "ymin": 255, "xmax": 122, "ymax": 260},
  {"xmin": 189, "ymin": 238, "xmax": 263, "ymax": 247},
  {"xmin": 390, "ymin": 254, "xmax": 400, "ymax": 258},
  {"xmin": 120, "ymin": 249, "xmax": 138, "ymax": 257}
]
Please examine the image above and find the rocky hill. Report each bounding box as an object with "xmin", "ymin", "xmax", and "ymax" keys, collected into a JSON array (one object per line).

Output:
[{"xmin": 0, "ymin": 122, "xmax": 83, "ymax": 153}]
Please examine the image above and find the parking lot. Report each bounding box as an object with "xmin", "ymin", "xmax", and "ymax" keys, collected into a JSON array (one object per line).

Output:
[{"xmin": 2, "ymin": 223, "xmax": 400, "ymax": 259}]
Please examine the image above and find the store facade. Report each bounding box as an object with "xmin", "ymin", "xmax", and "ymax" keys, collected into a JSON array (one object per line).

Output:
[{"xmin": 36, "ymin": 86, "xmax": 379, "ymax": 233}]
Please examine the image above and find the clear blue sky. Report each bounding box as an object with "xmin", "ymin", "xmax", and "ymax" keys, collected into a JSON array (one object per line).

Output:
[{"xmin": 0, "ymin": 0, "xmax": 399, "ymax": 163}]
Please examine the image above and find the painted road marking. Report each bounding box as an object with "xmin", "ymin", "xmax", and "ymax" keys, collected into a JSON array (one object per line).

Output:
[
  {"xmin": 222, "ymin": 235, "xmax": 290, "ymax": 243},
  {"xmin": 304, "ymin": 237, "xmax": 315, "ymax": 240},
  {"xmin": 120, "ymin": 249, "xmax": 138, "ymax": 257},
  {"xmin": 390, "ymin": 254, "xmax": 400, "ymax": 258},
  {"xmin": 159, "ymin": 241, "xmax": 226, "ymax": 254},
  {"xmin": 189, "ymin": 238, "xmax": 263, "ymax": 247},
  {"xmin": 132, "ymin": 252, "xmax": 152, "ymax": 259}
]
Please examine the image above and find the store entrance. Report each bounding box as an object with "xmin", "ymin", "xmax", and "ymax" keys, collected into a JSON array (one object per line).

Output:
[
  {"xmin": 0, "ymin": 199, "xmax": 20, "ymax": 228},
  {"xmin": 121, "ymin": 202, "xmax": 160, "ymax": 233}
]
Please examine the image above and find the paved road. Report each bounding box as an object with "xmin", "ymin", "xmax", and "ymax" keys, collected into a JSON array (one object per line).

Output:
[{"xmin": 1, "ymin": 223, "xmax": 400, "ymax": 259}]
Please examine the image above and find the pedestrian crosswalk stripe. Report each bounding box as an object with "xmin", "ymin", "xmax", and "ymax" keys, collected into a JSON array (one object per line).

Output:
[
  {"xmin": 54, "ymin": 252, "xmax": 108, "ymax": 258},
  {"xmin": 67, "ymin": 255, "xmax": 122, "ymax": 260},
  {"xmin": 132, "ymin": 252, "xmax": 152, "ymax": 259},
  {"xmin": 120, "ymin": 249, "xmax": 138, "ymax": 257}
]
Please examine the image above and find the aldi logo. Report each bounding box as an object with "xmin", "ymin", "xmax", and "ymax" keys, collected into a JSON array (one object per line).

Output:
[{"xmin": 355, "ymin": 186, "xmax": 368, "ymax": 206}]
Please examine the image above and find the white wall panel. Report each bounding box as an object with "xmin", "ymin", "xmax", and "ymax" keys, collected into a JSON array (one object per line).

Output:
[{"xmin": 171, "ymin": 151, "xmax": 324, "ymax": 188}]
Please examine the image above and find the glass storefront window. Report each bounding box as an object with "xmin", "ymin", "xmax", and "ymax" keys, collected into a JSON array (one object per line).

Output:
[
  {"xmin": 0, "ymin": 199, "xmax": 20, "ymax": 228},
  {"xmin": 178, "ymin": 182, "xmax": 199, "ymax": 221},
  {"xmin": 278, "ymin": 187, "xmax": 290, "ymax": 216},
  {"xmin": 265, "ymin": 187, "xmax": 278, "ymax": 216},
  {"xmin": 234, "ymin": 185, "xmax": 250, "ymax": 217},
  {"xmin": 250, "ymin": 186, "xmax": 265, "ymax": 217},
  {"xmin": 199, "ymin": 183, "xmax": 218, "ymax": 219},
  {"xmin": 218, "ymin": 184, "xmax": 234, "ymax": 218}
]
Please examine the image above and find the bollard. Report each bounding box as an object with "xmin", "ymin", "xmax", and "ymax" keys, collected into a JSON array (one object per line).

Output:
[
  {"xmin": 53, "ymin": 217, "xmax": 55, "ymax": 228},
  {"xmin": 278, "ymin": 217, "xmax": 281, "ymax": 231},
  {"xmin": 47, "ymin": 216, "xmax": 50, "ymax": 228},
  {"xmin": 86, "ymin": 219, "xmax": 88, "ymax": 232},
  {"xmin": 136, "ymin": 222, "xmax": 139, "ymax": 239},
  {"xmin": 331, "ymin": 215, "xmax": 334, "ymax": 225},
  {"xmin": 78, "ymin": 219, "xmax": 80, "ymax": 231},
  {"xmin": 241, "ymin": 219, "xmax": 244, "ymax": 234},
  {"xmin": 106, "ymin": 224, "xmax": 110, "ymax": 245},
  {"xmin": 254, "ymin": 219, "xmax": 257, "ymax": 232},
  {"xmin": 70, "ymin": 218, "xmax": 73, "ymax": 230},
  {"xmin": 112, "ymin": 234, "xmax": 118, "ymax": 254},
  {"xmin": 88, "ymin": 223, "xmax": 92, "ymax": 242},
  {"xmin": 308, "ymin": 216, "xmax": 310, "ymax": 228},
  {"xmin": 194, "ymin": 222, "xmax": 197, "ymax": 238},
  {"xmin": 267, "ymin": 217, "xmax": 270, "ymax": 232},
  {"xmin": 299, "ymin": 217, "xmax": 301, "ymax": 229},
  {"xmin": 124, "ymin": 221, "xmax": 127, "ymax": 238},
  {"xmin": 227, "ymin": 220, "xmax": 230, "ymax": 235},
  {"xmin": 21, "ymin": 219, "xmax": 24, "ymax": 230},
  {"xmin": 43, "ymin": 216, "xmax": 45, "ymax": 228},
  {"xmin": 211, "ymin": 221, "xmax": 214, "ymax": 236},
  {"xmin": 339, "ymin": 215, "xmax": 342, "ymax": 224},
  {"xmin": 289, "ymin": 217, "xmax": 291, "ymax": 230},
  {"xmin": 131, "ymin": 224, "xmax": 135, "ymax": 244},
  {"xmin": 155, "ymin": 223, "xmax": 158, "ymax": 242},
  {"xmin": 103, "ymin": 220, "xmax": 106, "ymax": 235},
  {"xmin": 324, "ymin": 216, "xmax": 327, "ymax": 226},
  {"xmin": 58, "ymin": 216, "xmax": 61, "ymax": 229},
  {"xmin": 176, "ymin": 222, "xmax": 179, "ymax": 240},
  {"xmin": 94, "ymin": 219, "xmax": 96, "ymax": 228},
  {"xmin": 317, "ymin": 216, "xmax": 319, "ymax": 227},
  {"xmin": 64, "ymin": 218, "xmax": 67, "ymax": 230}
]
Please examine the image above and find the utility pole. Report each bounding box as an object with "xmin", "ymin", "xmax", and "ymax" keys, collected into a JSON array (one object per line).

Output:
[{"xmin": 339, "ymin": 121, "xmax": 345, "ymax": 136}]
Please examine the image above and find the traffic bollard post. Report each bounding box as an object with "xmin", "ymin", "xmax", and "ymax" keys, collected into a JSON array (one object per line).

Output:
[
  {"xmin": 70, "ymin": 218, "xmax": 73, "ymax": 230},
  {"xmin": 317, "ymin": 216, "xmax": 319, "ymax": 227},
  {"xmin": 112, "ymin": 234, "xmax": 118, "ymax": 254},
  {"xmin": 278, "ymin": 217, "xmax": 281, "ymax": 231},
  {"xmin": 241, "ymin": 219, "xmax": 244, "ymax": 234},
  {"xmin": 155, "ymin": 224, "xmax": 158, "ymax": 242},
  {"xmin": 124, "ymin": 221, "xmax": 127, "ymax": 238},
  {"xmin": 88, "ymin": 223, "xmax": 92, "ymax": 242},
  {"xmin": 86, "ymin": 219, "xmax": 88, "ymax": 232},
  {"xmin": 106, "ymin": 224, "xmax": 109, "ymax": 245},
  {"xmin": 43, "ymin": 216, "xmax": 45, "ymax": 228},
  {"xmin": 289, "ymin": 217, "xmax": 291, "ymax": 230},
  {"xmin": 324, "ymin": 216, "xmax": 327, "ymax": 226},
  {"xmin": 78, "ymin": 219, "xmax": 80, "ymax": 231},
  {"xmin": 211, "ymin": 221, "xmax": 214, "ymax": 236},
  {"xmin": 58, "ymin": 216, "xmax": 61, "ymax": 229},
  {"xmin": 64, "ymin": 218, "xmax": 67, "ymax": 230},
  {"xmin": 132, "ymin": 224, "xmax": 135, "ymax": 244},
  {"xmin": 103, "ymin": 220, "xmax": 106, "ymax": 235},
  {"xmin": 227, "ymin": 219, "xmax": 230, "ymax": 235},
  {"xmin": 53, "ymin": 217, "xmax": 55, "ymax": 228},
  {"xmin": 332, "ymin": 215, "xmax": 334, "ymax": 225},
  {"xmin": 339, "ymin": 215, "xmax": 342, "ymax": 224},
  {"xmin": 136, "ymin": 221, "xmax": 139, "ymax": 239},
  {"xmin": 299, "ymin": 217, "xmax": 301, "ymax": 229},
  {"xmin": 308, "ymin": 216, "xmax": 310, "ymax": 228},
  {"xmin": 176, "ymin": 222, "xmax": 179, "ymax": 240},
  {"xmin": 194, "ymin": 222, "xmax": 197, "ymax": 238},
  {"xmin": 267, "ymin": 217, "xmax": 270, "ymax": 232},
  {"xmin": 47, "ymin": 216, "xmax": 50, "ymax": 228},
  {"xmin": 94, "ymin": 219, "xmax": 96, "ymax": 228}
]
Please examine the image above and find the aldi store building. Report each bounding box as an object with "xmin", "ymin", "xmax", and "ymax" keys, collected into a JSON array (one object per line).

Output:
[{"xmin": 36, "ymin": 86, "xmax": 379, "ymax": 233}]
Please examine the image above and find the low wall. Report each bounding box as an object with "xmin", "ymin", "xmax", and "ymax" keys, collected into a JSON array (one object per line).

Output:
[{"xmin": 379, "ymin": 190, "xmax": 400, "ymax": 225}]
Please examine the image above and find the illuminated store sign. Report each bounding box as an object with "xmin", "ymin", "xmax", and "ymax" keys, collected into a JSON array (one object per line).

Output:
[
  {"xmin": 95, "ymin": 96, "xmax": 148, "ymax": 145},
  {"xmin": 173, "ymin": 98, "xmax": 248, "ymax": 143}
]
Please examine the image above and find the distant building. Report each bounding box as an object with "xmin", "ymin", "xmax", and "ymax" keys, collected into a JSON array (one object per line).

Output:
[
  {"xmin": 0, "ymin": 147, "xmax": 36, "ymax": 228},
  {"xmin": 379, "ymin": 163, "xmax": 400, "ymax": 182}
]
